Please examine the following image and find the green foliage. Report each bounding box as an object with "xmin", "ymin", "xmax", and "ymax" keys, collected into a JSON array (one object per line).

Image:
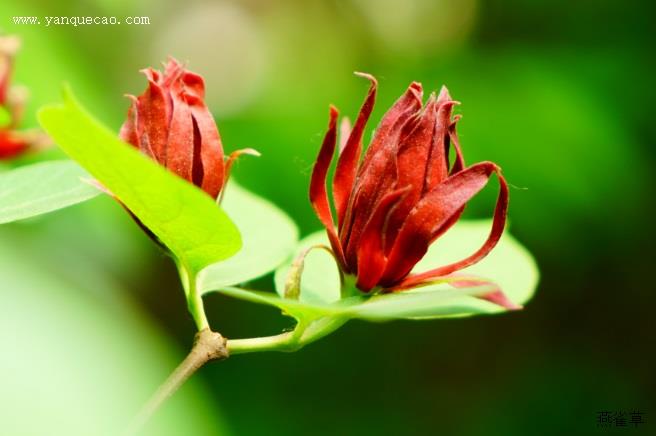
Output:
[
  {"xmin": 0, "ymin": 231, "xmax": 230, "ymax": 436},
  {"xmin": 0, "ymin": 160, "xmax": 100, "ymax": 224},
  {"xmin": 38, "ymin": 87, "xmax": 241, "ymax": 277},
  {"xmin": 197, "ymin": 181, "xmax": 298, "ymax": 291},
  {"xmin": 207, "ymin": 220, "xmax": 538, "ymax": 350}
]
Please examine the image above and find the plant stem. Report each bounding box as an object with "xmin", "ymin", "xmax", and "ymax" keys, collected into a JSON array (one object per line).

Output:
[
  {"xmin": 124, "ymin": 329, "xmax": 228, "ymax": 436},
  {"xmin": 227, "ymin": 331, "xmax": 296, "ymax": 354}
]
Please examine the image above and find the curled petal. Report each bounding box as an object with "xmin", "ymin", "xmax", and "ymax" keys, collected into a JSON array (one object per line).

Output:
[
  {"xmin": 332, "ymin": 72, "xmax": 377, "ymax": 226},
  {"xmin": 340, "ymin": 81, "xmax": 424, "ymax": 265},
  {"xmin": 218, "ymin": 148, "xmax": 260, "ymax": 203},
  {"xmin": 356, "ymin": 187, "xmax": 409, "ymax": 291},
  {"xmin": 359, "ymin": 81, "xmax": 424, "ymax": 174},
  {"xmin": 223, "ymin": 148, "xmax": 261, "ymax": 185},
  {"xmin": 382, "ymin": 162, "xmax": 508, "ymax": 287},
  {"xmin": 309, "ymin": 106, "xmax": 347, "ymax": 268}
]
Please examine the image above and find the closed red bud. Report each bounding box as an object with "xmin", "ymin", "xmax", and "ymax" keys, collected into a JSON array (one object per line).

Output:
[
  {"xmin": 119, "ymin": 57, "xmax": 230, "ymax": 199},
  {"xmin": 0, "ymin": 35, "xmax": 49, "ymax": 160},
  {"xmin": 310, "ymin": 74, "xmax": 509, "ymax": 292}
]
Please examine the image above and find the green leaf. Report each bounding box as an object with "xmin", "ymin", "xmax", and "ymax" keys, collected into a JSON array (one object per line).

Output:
[
  {"xmin": 270, "ymin": 219, "xmax": 538, "ymax": 320},
  {"xmin": 197, "ymin": 181, "xmax": 298, "ymax": 292},
  {"xmin": 0, "ymin": 231, "xmax": 230, "ymax": 436},
  {"xmin": 346, "ymin": 286, "xmax": 500, "ymax": 321},
  {"xmin": 220, "ymin": 283, "xmax": 501, "ymax": 322},
  {"xmin": 219, "ymin": 286, "xmax": 349, "ymax": 321},
  {"xmin": 410, "ymin": 219, "xmax": 539, "ymax": 317},
  {"xmin": 37, "ymin": 87, "xmax": 241, "ymax": 275},
  {"xmin": 0, "ymin": 160, "xmax": 100, "ymax": 224}
]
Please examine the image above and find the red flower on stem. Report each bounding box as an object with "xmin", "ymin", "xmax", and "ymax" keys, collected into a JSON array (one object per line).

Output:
[
  {"xmin": 120, "ymin": 57, "xmax": 257, "ymax": 199},
  {"xmin": 310, "ymin": 73, "xmax": 509, "ymax": 294},
  {"xmin": 0, "ymin": 35, "xmax": 50, "ymax": 160}
]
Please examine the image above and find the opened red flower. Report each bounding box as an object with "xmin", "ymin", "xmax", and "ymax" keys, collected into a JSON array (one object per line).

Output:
[
  {"xmin": 120, "ymin": 57, "xmax": 254, "ymax": 199},
  {"xmin": 310, "ymin": 74, "xmax": 508, "ymax": 292},
  {"xmin": 0, "ymin": 36, "xmax": 49, "ymax": 160}
]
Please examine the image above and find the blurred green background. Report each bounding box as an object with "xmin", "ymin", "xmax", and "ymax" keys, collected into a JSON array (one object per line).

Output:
[{"xmin": 1, "ymin": 0, "xmax": 654, "ymax": 434}]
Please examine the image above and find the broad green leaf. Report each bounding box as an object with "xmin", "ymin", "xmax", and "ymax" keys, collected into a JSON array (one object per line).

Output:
[
  {"xmin": 218, "ymin": 283, "xmax": 498, "ymax": 323},
  {"xmin": 0, "ymin": 232, "xmax": 230, "ymax": 436},
  {"xmin": 272, "ymin": 220, "xmax": 538, "ymax": 319},
  {"xmin": 0, "ymin": 160, "xmax": 100, "ymax": 224},
  {"xmin": 347, "ymin": 286, "xmax": 500, "ymax": 321},
  {"xmin": 410, "ymin": 219, "xmax": 539, "ymax": 317},
  {"xmin": 197, "ymin": 181, "xmax": 298, "ymax": 292},
  {"xmin": 38, "ymin": 88, "xmax": 241, "ymax": 275}
]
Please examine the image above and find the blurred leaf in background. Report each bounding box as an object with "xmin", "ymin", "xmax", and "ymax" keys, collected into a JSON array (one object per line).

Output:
[{"xmin": 0, "ymin": 227, "xmax": 230, "ymax": 436}]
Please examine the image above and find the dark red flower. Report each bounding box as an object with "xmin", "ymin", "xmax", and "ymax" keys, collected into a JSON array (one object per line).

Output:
[
  {"xmin": 310, "ymin": 74, "xmax": 508, "ymax": 292},
  {"xmin": 0, "ymin": 35, "xmax": 49, "ymax": 160},
  {"xmin": 119, "ymin": 57, "xmax": 255, "ymax": 199}
]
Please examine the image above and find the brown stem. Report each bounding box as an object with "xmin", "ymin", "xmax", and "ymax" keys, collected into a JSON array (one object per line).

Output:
[{"xmin": 123, "ymin": 329, "xmax": 229, "ymax": 435}]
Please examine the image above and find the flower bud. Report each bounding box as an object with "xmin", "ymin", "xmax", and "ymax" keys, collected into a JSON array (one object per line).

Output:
[
  {"xmin": 0, "ymin": 35, "xmax": 49, "ymax": 160},
  {"xmin": 120, "ymin": 57, "xmax": 230, "ymax": 199}
]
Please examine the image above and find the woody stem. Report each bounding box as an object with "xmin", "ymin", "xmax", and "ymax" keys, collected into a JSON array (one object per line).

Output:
[{"xmin": 123, "ymin": 329, "xmax": 228, "ymax": 436}]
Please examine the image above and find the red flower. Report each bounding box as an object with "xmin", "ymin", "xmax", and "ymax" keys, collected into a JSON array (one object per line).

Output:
[
  {"xmin": 120, "ymin": 57, "xmax": 255, "ymax": 199},
  {"xmin": 310, "ymin": 74, "xmax": 508, "ymax": 292},
  {"xmin": 0, "ymin": 36, "xmax": 49, "ymax": 160}
]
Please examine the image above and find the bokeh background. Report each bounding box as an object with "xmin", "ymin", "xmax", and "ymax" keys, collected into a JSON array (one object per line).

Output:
[{"xmin": 1, "ymin": 0, "xmax": 654, "ymax": 434}]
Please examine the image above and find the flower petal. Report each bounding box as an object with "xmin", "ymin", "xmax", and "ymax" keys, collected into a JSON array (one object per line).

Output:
[
  {"xmin": 138, "ymin": 68, "xmax": 171, "ymax": 163},
  {"xmin": 165, "ymin": 85, "xmax": 195, "ymax": 182},
  {"xmin": 423, "ymin": 86, "xmax": 459, "ymax": 193},
  {"xmin": 309, "ymin": 106, "xmax": 346, "ymax": 267},
  {"xmin": 340, "ymin": 82, "xmax": 424, "ymax": 265},
  {"xmin": 338, "ymin": 116, "xmax": 352, "ymax": 153},
  {"xmin": 449, "ymin": 277, "xmax": 521, "ymax": 310},
  {"xmin": 332, "ymin": 72, "xmax": 377, "ymax": 226},
  {"xmin": 384, "ymin": 94, "xmax": 439, "ymax": 250},
  {"xmin": 382, "ymin": 162, "xmax": 508, "ymax": 287},
  {"xmin": 183, "ymin": 72, "xmax": 225, "ymax": 199},
  {"xmin": 355, "ymin": 187, "xmax": 409, "ymax": 291}
]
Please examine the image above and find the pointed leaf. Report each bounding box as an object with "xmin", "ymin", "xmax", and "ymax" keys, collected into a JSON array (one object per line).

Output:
[
  {"xmin": 410, "ymin": 219, "xmax": 539, "ymax": 315},
  {"xmin": 273, "ymin": 219, "xmax": 538, "ymax": 319},
  {"xmin": 0, "ymin": 160, "xmax": 100, "ymax": 224},
  {"xmin": 197, "ymin": 181, "xmax": 298, "ymax": 292}
]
